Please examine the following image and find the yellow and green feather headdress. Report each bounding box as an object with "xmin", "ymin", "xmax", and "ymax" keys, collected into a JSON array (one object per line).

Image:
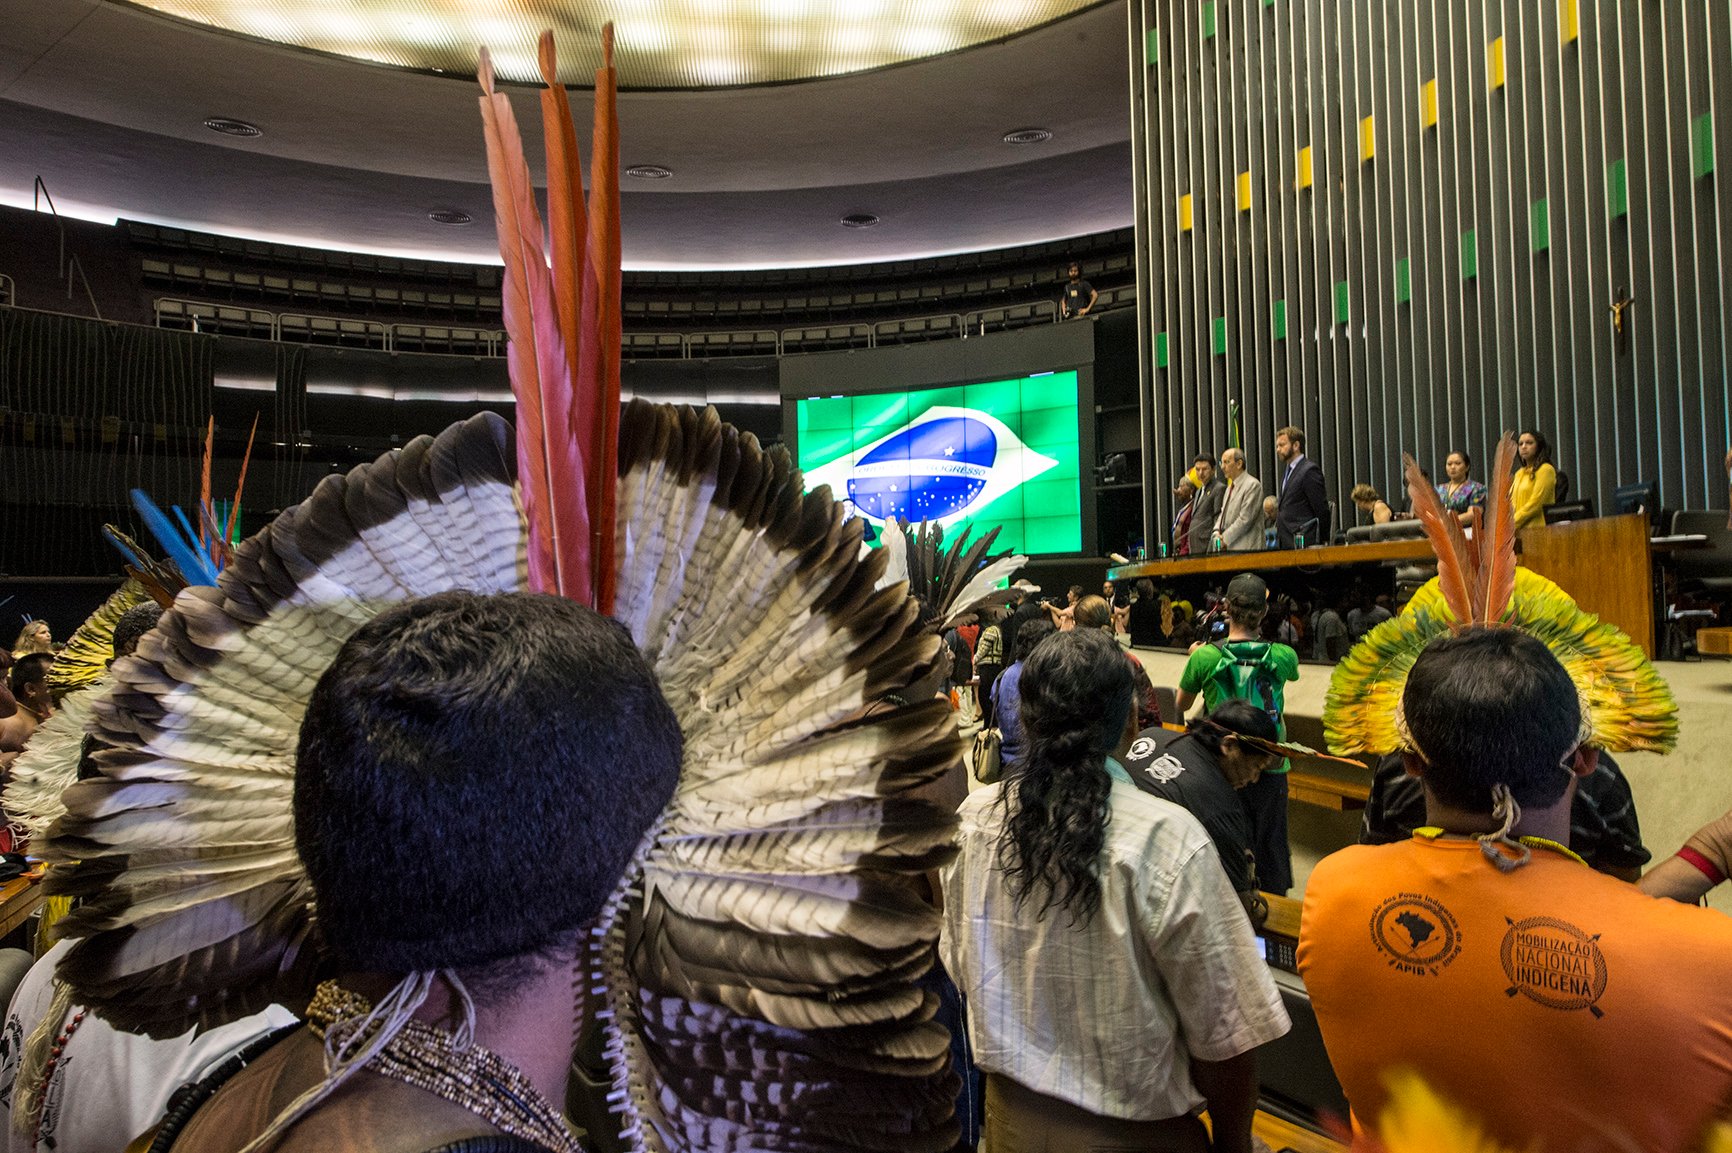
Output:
[{"xmin": 1323, "ymin": 434, "xmax": 1676, "ymax": 756}]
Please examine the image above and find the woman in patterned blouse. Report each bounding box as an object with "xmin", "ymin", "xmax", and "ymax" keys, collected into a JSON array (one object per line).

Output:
[{"xmin": 1435, "ymin": 449, "xmax": 1486, "ymax": 526}]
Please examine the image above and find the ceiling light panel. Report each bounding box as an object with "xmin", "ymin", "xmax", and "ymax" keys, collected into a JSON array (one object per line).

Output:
[{"xmin": 126, "ymin": 0, "xmax": 1099, "ymax": 88}]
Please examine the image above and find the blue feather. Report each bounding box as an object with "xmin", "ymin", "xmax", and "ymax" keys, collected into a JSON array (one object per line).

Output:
[{"xmin": 130, "ymin": 490, "xmax": 219, "ymax": 586}]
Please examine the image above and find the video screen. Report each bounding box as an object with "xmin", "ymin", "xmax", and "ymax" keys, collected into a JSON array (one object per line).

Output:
[{"xmin": 795, "ymin": 370, "xmax": 1083, "ymax": 555}]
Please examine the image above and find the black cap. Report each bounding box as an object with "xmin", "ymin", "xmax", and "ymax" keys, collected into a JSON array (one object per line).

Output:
[{"xmin": 1226, "ymin": 573, "xmax": 1268, "ymax": 609}]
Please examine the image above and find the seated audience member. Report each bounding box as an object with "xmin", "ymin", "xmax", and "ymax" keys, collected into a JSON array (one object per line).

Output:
[
  {"xmin": 1361, "ymin": 749, "xmax": 1650, "ymax": 881},
  {"xmin": 1345, "ymin": 591, "xmax": 1392, "ymax": 642},
  {"xmin": 1166, "ymin": 599, "xmax": 1198, "ymax": 648},
  {"xmin": 1262, "ymin": 594, "xmax": 1299, "ymax": 646},
  {"xmin": 1210, "ymin": 449, "xmax": 1264, "ymax": 552},
  {"xmin": 1309, "ymin": 596, "xmax": 1349, "ymax": 662},
  {"xmin": 991, "ymin": 619, "xmax": 1055, "ymax": 775},
  {"xmin": 1123, "ymin": 700, "xmax": 1283, "ymax": 927},
  {"xmin": 11, "ymin": 621, "xmax": 52, "ymax": 659},
  {"xmin": 1301, "ymin": 627, "xmax": 1732, "ymax": 1152},
  {"xmin": 1349, "ymin": 483, "xmax": 1395, "ymax": 525},
  {"xmin": 1510, "ymin": 429, "xmax": 1558, "ymax": 529},
  {"xmin": 0, "ymin": 653, "xmax": 56, "ymax": 770},
  {"xmin": 941, "ymin": 629, "xmax": 1289, "ymax": 1153},
  {"xmin": 1436, "ymin": 449, "xmax": 1486, "ymax": 526},
  {"xmin": 154, "ymin": 591, "xmax": 683, "ymax": 1148},
  {"xmin": 1261, "ymin": 495, "xmax": 1278, "ymax": 549},
  {"xmin": 1074, "ymin": 595, "xmax": 1158, "ymax": 730},
  {"xmin": 1175, "ymin": 574, "xmax": 1300, "ymax": 893}
]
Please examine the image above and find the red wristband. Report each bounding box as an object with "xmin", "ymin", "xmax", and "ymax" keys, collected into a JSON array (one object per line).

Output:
[{"xmin": 1676, "ymin": 846, "xmax": 1726, "ymax": 886}]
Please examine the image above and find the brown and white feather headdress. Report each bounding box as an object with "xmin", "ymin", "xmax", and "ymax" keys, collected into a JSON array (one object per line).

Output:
[{"xmin": 38, "ymin": 28, "xmax": 967, "ymax": 1153}]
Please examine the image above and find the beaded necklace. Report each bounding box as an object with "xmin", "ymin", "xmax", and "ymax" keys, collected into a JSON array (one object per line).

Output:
[{"xmin": 305, "ymin": 981, "xmax": 582, "ymax": 1153}]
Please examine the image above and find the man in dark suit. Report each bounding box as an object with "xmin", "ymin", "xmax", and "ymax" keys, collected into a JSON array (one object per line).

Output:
[
  {"xmin": 1187, "ymin": 453, "xmax": 1225, "ymax": 556},
  {"xmin": 1273, "ymin": 426, "xmax": 1329, "ymax": 548}
]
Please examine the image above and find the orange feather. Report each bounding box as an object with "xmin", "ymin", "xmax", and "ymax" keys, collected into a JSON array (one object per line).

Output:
[
  {"xmin": 225, "ymin": 412, "xmax": 259, "ymax": 545},
  {"xmin": 538, "ymin": 31, "xmax": 593, "ymax": 468},
  {"xmin": 478, "ymin": 49, "xmax": 592, "ymax": 603},
  {"xmin": 200, "ymin": 415, "xmax": 214, "ymax": 562},
  {"xmin": 1404, "ymin": 452, "xmax": 1473, "ymax": 624},
  {"xmin": 1474, "ymin": 432, "xmax": 1520, "ymax": 624},
  {"xmin": 588, "ymin": 23, "xmax": 623, "ymax": 616}
]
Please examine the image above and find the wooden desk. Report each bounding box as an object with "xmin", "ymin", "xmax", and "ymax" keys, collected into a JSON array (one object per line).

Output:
[
  {"xmin": 1262, "ymin": 891, "xmax": 1303, "ymax": 941},
  {"xmin": 1110, "ymin": 538, "xmax": 1434, "ymax": 581},
  {"xmin": 1518, "ymin": 513, "xmax": 1654, "ymax": 657},
  {"xmin": 0, "ymin": 873, "xmax": 44, "ymax": 943}
]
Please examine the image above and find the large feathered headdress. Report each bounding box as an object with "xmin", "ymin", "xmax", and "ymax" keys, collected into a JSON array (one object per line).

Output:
[
  {"xmin": 1324, "ymin": 433, "xmax": 1676, "ymax": 757},
  {"xmin": 37, "ymin": 25, "xmax": 963, "ymax": 1153}
]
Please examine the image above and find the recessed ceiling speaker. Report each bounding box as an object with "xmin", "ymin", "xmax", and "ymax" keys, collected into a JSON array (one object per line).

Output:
[
  {"xmin": 839, "ymin": 213, "xmax": 881, "ymax": 229},
  {"xmin": 1002, "ymin": 127, "xmax": 1053, "ymax": 145},
  {"xmin": 625, "ymin": 164, "xmax": 675, "ymax": 179},
  {"xmin": 428, "ymin": 209, "xmax": 474, "ymax": 226},
  {"xmin": 203, "ymin": 117, "xmax": 262, "ymax": 138}
]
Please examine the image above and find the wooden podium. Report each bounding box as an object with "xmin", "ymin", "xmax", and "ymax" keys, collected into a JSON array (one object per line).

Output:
[{"xmin": 1519, "ymin": 513, "xmax": 1654, "ymax": 658}]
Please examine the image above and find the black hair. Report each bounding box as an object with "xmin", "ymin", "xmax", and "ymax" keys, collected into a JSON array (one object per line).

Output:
[
  {"xmin": 1402, "ymin": 628, "xmax": 1580, "ymax": 812},
  {"xmin": 1194, "ymin": 453, "xmax": 1217, "ymax": 469},
  {"xmin": 1518, "ymin": 429, "xmax": 1552, "ymax": 469},
  {"xmin": 1187, "ymin": 698, "xmax": 1279, "ymax": 754},
  {"xmin": 995, "ymin": 628, "xmax": 1133, "ymax": 926},
  {"xmin": 1013, "ymin": 618, "xmax": 1056, "ymax": 662},
  {"xmin": 10, "ymin": 654, "xmax": 53, "ymax": 698},
  {"xmin": 111, "ymin": 603, "xmax": 163, "ymax": 660},
  {"xmin": 295, "ymin": 591, "xmax": 682, "ymax": 976},
  {"xmin": 1447, "ymin": 448, "xmax": 1472, "ymax": 472}
]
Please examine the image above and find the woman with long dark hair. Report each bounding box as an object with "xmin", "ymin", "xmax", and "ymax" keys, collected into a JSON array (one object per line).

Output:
[
  {"xmin": 940, "ymin": 629, "xmax": 1288, "ymax": 1153},
  {"xmin": 1511, "ymin": 429, "xmax": 1557, "ymax": 529}
]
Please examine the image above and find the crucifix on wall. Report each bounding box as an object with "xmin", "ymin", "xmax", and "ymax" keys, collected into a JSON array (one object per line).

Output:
[{"xmin": 1609, "ymin": 286, "xmax": 1635, "ymax": 356}]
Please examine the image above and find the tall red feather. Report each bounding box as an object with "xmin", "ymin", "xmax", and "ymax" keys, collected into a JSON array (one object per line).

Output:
[
  {"xmin": 538, "ymin": 32, "xmax": 594, "ymax": 470},
  {"xmin": 1474, "ymin": 432, "xmax": 1520, "ymax": 624},
  {"xmin": 478, "ymin": 49, "xmax": 592, "ymax": 603},
  {"xmin": 1403, "ymin": 452, "xmax": 1474, "ymax": 624},
  {"xmin": 587, "ymin": 24, "xmax": 623, "ymax": 617}
]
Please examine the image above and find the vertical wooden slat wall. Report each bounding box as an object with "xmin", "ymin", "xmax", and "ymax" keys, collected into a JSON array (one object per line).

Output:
[{"xmin": 1129, "ymin": 0, "xmax": 1732, "ymax": 550}]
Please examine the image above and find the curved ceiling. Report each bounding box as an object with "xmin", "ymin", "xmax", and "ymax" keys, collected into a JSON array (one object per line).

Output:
[
  {"xmin": 0, "ymin": 0, "xmax": 1135, "ymax": 268},
  {"xmin": 119, "ymin": 0, "xmax": 1104, "ymax": 88}
]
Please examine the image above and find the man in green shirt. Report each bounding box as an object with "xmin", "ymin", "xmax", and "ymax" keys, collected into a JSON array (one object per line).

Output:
[{"xmin": 1176, "ymin": 573, "xmax": 1300, "ymax": 892}]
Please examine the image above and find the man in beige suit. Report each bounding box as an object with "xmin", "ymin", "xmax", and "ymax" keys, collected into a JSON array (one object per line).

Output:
[{"xmin": 1210, "ymin": 448, "xmax": 1265, "ymax": 552}]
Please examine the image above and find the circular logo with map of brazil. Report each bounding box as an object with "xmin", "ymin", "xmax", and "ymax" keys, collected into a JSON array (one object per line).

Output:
[{"xmin": 1370, "ymin": 892, "xmax": 1462, "ymax": 976}]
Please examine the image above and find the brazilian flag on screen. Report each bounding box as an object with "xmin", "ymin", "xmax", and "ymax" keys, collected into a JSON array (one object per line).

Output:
[{"xmin": 796, "ymin": 371, "xmax": 1082, "ymax": 555}]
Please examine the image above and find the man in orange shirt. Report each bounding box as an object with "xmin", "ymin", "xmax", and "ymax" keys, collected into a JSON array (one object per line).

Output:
[{"xmin": 1301, "ymin": 626, "xmax": 1732, "ymax": 1153}]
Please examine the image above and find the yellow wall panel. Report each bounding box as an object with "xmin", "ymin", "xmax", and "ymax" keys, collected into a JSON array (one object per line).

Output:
[
  {"xmin": 1237, "ymin": 171, "xmax": 1252, "ymax": 212},
  {"xmin": 1560, "ymin": 0, "xmax": 1579, "ymax": 43},
  {"xmin": 1421, "ymin": 79, "xmax": 1438, "ymax": 129},
  {"xmin": 1489, "ymin": 36, "xmax": 1506, "ymax": 89},
  {"xmin": 1179, "ymin": 193, "xmax": 1194, "ymax": 231},
  {"xmin": 1360, "ymin": 115, "xmax": 1375, "ymax": 162},
  {"xmin": 1297, "ymin": 145, "xmax": 1313, "ymax": 188}
]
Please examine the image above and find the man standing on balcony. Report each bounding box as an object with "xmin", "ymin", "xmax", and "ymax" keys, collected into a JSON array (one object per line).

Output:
[{"xmin": 1059, "ymin": 261, "xmax": 1096, "ymax": 319}]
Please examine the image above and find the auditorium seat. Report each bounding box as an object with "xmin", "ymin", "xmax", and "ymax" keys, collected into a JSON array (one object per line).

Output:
[{"xmin": 1670, "ymin": 511, "xmax": 1732, "ymax": 594}]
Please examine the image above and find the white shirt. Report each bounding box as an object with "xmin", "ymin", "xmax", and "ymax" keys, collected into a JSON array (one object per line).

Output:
[
  {"xmin": 939, "ymin": 763, "xmax": 1289, "ymax": 1121},
  {"xmin": 0, "ymin": 940, "xmax": 298, "ymax": 1152}
]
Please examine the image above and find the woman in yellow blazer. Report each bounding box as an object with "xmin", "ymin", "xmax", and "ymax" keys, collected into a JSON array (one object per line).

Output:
[{"xmin": 1510, "ymin": 429, "xmax": 1557, "ymax": 529}]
